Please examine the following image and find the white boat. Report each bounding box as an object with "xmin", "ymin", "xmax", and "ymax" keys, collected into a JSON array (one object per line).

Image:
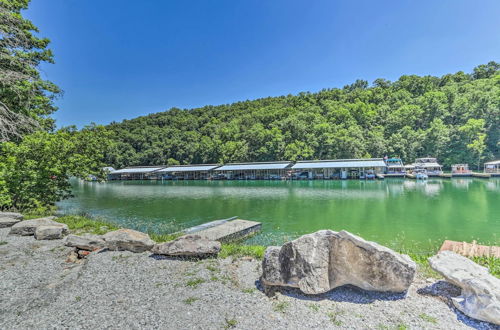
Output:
[{"xmin": 414, "ymin": 168, "xmax": 428, "ymax": 180}]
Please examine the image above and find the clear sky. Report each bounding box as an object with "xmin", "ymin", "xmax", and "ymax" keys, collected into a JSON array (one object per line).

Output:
[{"xmin": 26, "ymin": 0, "xmax": 500, "ymax": 127}]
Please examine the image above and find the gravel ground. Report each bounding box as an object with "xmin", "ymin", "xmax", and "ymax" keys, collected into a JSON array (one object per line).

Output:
[{"xmin": 0, "ymin": 228, "xmax": 498, "ymax": 330}]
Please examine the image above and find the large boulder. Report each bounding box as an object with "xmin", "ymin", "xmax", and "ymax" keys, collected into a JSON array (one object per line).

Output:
[
  {"xmin": 9, "ymin": 217, "xmax": 58, "ymax": 236},
  {"xmin": 151, "ymin": 235, "xmax": 221, "ymax": 257},
  {"xmin": 0, "ymin": 212, "xmax": 23, "ymax": 228},
  {"xmin": 0, "ymin": 212, "xmax": 23, "ymax": 220},
  {"xmin": 429, "ymin": 251, "xmax": 500, "ymax": 325},
  {"xmin": 65, "ymin": 234, "xmax": 106, "ymax": 251},
  {"xmin": 34, "ymin": 224, "xmax": 69, "ymax": 240},
  {"xmin": 261, "ymin": 230, "xmax": 416, "ymax": 295},
  {"xmin": 102, "ymin": 229, "xmax": 154, "ymax": 253},
  {"xmin": 0, "ymin": 218, "xmax": 22, "ymax": 228}
]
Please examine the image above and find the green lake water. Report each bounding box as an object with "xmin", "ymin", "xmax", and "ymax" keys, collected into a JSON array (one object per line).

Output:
[{"xmin": 58, "ymin": 178, "xmax": 500, "ymax": 253}]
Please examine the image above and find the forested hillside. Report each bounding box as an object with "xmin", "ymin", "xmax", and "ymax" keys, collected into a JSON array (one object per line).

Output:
[{"xmin": 105, "ymin": 62, "xmax": 499, "ymax": 169}]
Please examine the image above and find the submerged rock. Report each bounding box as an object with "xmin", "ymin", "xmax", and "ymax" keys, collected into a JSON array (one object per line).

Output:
[
  {"xmin": 429, "ymin": 251, "xmax": 500, "ymax": 325},
  {"xmin": 261, "ymin": 230, "xmax": 416, "ymax": 295},
  {"xmin": 9, "ymin": 217, "xmax": 58, "ymax": 236},
  {"xmin": 65, "ymin": 234, "xmax": 106, "ymax": 251},
  {"xmin": 102, "ymin": 229, "xmax": 154, "ymax": 253},
  {"xmin": 34, "ymin": 224, "xmax": 69, "ymax": 240},
  {"xmin": 151, "ymin": 235, "xmax": 221, "ymax": 257}
]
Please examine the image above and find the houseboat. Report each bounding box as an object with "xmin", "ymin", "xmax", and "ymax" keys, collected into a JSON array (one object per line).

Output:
[
  {"xmin": 384, "ymin": 158, "xmax": 406, "ymax": 177},
  {"xmin": 451, "ymin": 164, "xmax": 472, "ymax": 177},
  {"xmin": 413, "ymin": 157, "xmax": 443, "ymax": 176},
  {"xmin": 484, "ymin": 160, "xmax": 500, "ymax": 177}
]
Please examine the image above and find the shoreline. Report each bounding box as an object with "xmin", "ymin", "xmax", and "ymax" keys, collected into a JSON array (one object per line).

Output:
[{"xmin": 1, "ymin": 215, "xmax": 499, "ymax": 329}]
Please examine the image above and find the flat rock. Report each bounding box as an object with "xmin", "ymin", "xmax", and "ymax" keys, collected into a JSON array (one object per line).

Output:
[
  {"xmin": 35, "ymin": 225, "xmax": 69, "ymax": 240},
  {"xmin": 151, "ymin": 235, "xmax": 221, "ymax": 257},
  {"xmin": 9, "ymin": 217, "xmax": 58, "ymax": 236},
  {"xmin": 0, "ymin": 217, "xmax": 22, "ymax": 228},
  {"xmin": 261, "ymin": 230, "xmax": 416, "ymax": 294},
  {"xmin": 0, "ymin": 212, "xmax": 23, "ymax": 220},
  {"xmin": 429, "ymin": 251, "xmax": 500, "ymax": 325},
  {"xmin": 102, "ymin": 229, "xmax": 154, "ymax": 253},
  {"xmin": 65, "ymin": 234, "xmax": 106, "ymax": 251}
]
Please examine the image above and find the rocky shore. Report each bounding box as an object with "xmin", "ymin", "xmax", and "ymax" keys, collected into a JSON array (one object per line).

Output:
[{"xmin": 0, "ymin": 216, "xmax": 499, "ymax": 329}]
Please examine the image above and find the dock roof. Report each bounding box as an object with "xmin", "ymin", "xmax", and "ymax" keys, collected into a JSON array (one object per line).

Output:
[
  {"xmin": 484, "ymin": 160, "xmax": 500, "ymax": 165},
  {"xmin": 158, "ymin": 165, "xmax": 220, "ymax": 172},
  {"xmin": 292, "ymin": 159, "xmax": 386, "ymax": 169},
  {"xmin": 111, "ymin": 167, "xmax": 164, "ymax": 174},
  {"xmin": 215, "ymin": 162, "xmax": 292, "ymax": 171}
]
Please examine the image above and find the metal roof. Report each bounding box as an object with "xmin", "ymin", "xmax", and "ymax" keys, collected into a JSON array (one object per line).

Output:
[
  {"xmin": 415, "ymin": 163, "xmax": 442, "ymax": 168},
  {"xmin": 111, "ymin": 167, "xmax": 164, "ymax": 174},
  {"xmin": 215, "ymin": 162, "xmax": 292, "ymax": 171},
  {"xmin": 158, "ymin": 165, "xmax": 220, "ymax": 172},
  {"xmin": 484, "ymin": 160, "xmax": 500, "ymax": 165},
  {"xmin": 292, "ymin": 159, "xmax": 386, "ymax": 169}
]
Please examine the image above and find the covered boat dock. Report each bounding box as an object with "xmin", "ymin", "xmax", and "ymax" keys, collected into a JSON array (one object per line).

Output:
[
  {"xmin": 212, "ymin": 161, "xmax": 292, "ymax": 180},
  {"xmin": 107, "ymin": 166, "xmax": 165, "ymax": 180},
  {"xmin": 291, "ymin": 158, "xmax": 387, "ymax": 179},
  {"xmin": 156, "ymin": 164, "xmax": 220, "ymax": 180}
]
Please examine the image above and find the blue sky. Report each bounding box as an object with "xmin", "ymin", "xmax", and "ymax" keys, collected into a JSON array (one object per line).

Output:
[{"xmin": 26, "ymin": 0, "xmax": 500, "ymax": 127}]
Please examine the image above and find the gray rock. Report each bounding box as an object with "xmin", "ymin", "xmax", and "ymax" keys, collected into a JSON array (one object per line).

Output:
[
  {"xmin": 65, "ymin": 234, "xmax": 106, "ymax": 251},
  {"xmin": 429, "ymin": 251, "xmax": 500, "ymax": 325},
  {"xmin": 151, "ymin": 235, "xmax": 221, "ymax": 257},
  {"xmin": 0, "ymin": 212, "xmax": 23, "ymax": 220},
  {"xmin": 102, "ymin": 229, "xmax": 154, "ymax": 253},
  {"xmin": 0, "ymin": 217, "xmax": 22, "ymax": 228},
  {"xmin": 261, "ymin": 230, "xmax": 416, "ymax": 295},
  {"xmin": 34, "ymin": 225, "xmax": 69, "ymax": 240},
  {"xmin": 9, "ymin": 217, "xmax": 58, "ymax": 236}
]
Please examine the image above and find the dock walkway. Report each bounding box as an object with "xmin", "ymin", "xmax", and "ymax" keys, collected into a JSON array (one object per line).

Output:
[
  {"xmin": 188, "ymin": 219, "xmax": 262, "ymax": 242},
  {"xmin": 439, "ymin": 240, "xmax": 500, "ymax": 258}
]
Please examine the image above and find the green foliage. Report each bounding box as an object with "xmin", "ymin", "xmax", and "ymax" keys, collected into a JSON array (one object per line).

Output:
[
  {"xmin": 105, "ymin": 63, "xmax": 500, "ymax": 169},
  {"xmin": 219, "ymin": 244, "xmax": 266, "ymax": 260},
  {"xmin": 0, "ymin": 126, "xmax": 113, "ymax": 211},
  {"xmin": 185, "ymin": 278, "xmax": 205, "ymax": 288},
  {"xmin": 272, "ymin": 301, "xmax": 290, "ymax": 313},
  {"xmin": 0, "ymin": 0, "xmax": 61, "ymax": 140},
  {"xmin": 55, "ymin": 215, "xmax": 119, "ymax": 235}
]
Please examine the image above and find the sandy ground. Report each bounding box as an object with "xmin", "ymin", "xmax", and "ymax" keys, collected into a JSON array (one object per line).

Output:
[{"xmin": 0, "ymin": 228, "xmax": 498, "ymax": 330}]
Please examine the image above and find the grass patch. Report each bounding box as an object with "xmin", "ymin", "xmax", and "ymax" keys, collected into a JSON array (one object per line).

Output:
[
  {"xmin": 471, "ymin": 256, "xmax": 500, "ymax": 277},
  {"xmin": 55, "ymin": 215, "xmax": 119, "ymax": 235},
  {"xmin": 419, "ymin": 313, "xmax": 437, "ymax": 324},
  {"xmin": 242, "ymin": 288, "xmax": 256, "ymax": 294},
  {"xmin": 0, "ymin": 241, "xmax": 7, "ymax": 246},
  {"xmin": 75, "ymin": 296, "xmax": 81, "ymax": 302},
  {"xmin": 219, "ymin": 244, "xmax": 266, "ymax": 260},
  {"xmin": 326, "ymin": 308, "xmax": 344, "ymax": 326},
  {"xmin": 185, "ymin": 278, "xmax": 205, "ymax": 288},
  {"xmin": 223, "ymin": 318, "xmax": 237, "ymax": 329},
  {"xmin": 206, "ymin": 264, "xmax": 220, "ymax": 272},
  {"xmin": 272, "ymin": 301, "xmax": 290, "ymax": 313},
  {"xmin": 308, "ymin": 303, "xmax": 320, "ymax": 312},
  {"xmin": 183, "ymin": 297, "xmax": 199, "ymax": 305}
]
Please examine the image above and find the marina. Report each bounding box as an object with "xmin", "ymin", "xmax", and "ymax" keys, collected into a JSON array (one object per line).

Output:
[{"xmin": 107, "ymin": 157, "xmax": 500, "ymax": 181}]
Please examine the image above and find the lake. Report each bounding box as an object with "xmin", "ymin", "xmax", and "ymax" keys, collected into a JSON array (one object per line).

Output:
[{"xmin": 58, "ymin": 178, "xmax": 500, "ymax": 253}]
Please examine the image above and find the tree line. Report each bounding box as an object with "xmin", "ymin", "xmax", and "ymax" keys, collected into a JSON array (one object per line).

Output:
[{"xmin": 105, "ymin": 62, "xmax": 499, "ymax": 170}]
